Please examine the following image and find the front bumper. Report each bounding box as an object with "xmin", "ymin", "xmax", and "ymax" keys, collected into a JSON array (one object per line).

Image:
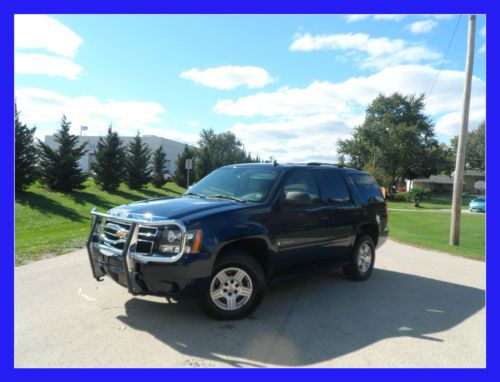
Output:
[{"xmin": 86, "ymin": 209, "xmax": 211, "ymax": 298}]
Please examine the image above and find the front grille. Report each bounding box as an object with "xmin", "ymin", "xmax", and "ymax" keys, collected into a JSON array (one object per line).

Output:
[{"xmin": 101, "ymin": 220, "xmax": 158, "ymax": 254}]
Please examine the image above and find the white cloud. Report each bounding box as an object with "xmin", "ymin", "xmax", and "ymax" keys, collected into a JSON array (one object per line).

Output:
[
  {"xmin": 479, "ymin": 25, "xmax": 486, "ymax": 54},
  {"xmin": 187, "ymin": 120, "xmax": 199, "ymax": 128},
  {"xmin": 435, "ymin": 109, "xmax": 486, "ymax": 136},
  {"xmin": 215, "ymin": 64, "xmax": 485, "ymax": 161},
  {"xmin": 15, "ymin": 52, "xmax": 84, "ymax": 80},
  {"xmin": 480, "ymin": 25, "xmax": 486, "ymax": 37},
  {"xmin": 345, "ymin": 15, "xmax": 370, "ymax": 22},
  {"xmin": 231, "ymin": 114, "xmax": 354, "ymax": 163},
  {"xmin": 15, "ymin": 15, "xmax": 82, "ymax": 57},
  {"xmin": 215, "ymin": 65, "xmax": 485, "ymax": 119},
  {"xmin": 290, "ymin": 32, "xmax": 442, "ymax": 69},
  {"xmin": 180, "ymin": 65, "xmax": 274, "ymax": 90},
  {"xmin": 408, "ymin": 20, "xmax": 438, "ymax": 34},
  {"xmin": 15, "ymin": 87, "xmax": 197, "ymax": 144},
  {"xmin": 346, "ymin": 14, "xmax": 407, "ymax": 22}
]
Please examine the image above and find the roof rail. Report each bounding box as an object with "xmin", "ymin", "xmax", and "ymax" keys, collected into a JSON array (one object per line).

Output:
[{"xmin": 306, "ymin": 162, "xmax": 344, "ymax": 168}]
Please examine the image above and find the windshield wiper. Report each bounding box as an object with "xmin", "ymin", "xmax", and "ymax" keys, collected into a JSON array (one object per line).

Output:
[
  {"xmin": 183, "ymin": 192, "xmax": 206, "ymax": 198},
  {"xmin": 210, "ymin": 195, "xmax": 247, "ymax": 203}
]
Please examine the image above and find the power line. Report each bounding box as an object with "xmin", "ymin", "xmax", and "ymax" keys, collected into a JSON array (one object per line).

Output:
[{"xmin": 427, "ymin": 15, "xmax": 462, "ymax": 97}]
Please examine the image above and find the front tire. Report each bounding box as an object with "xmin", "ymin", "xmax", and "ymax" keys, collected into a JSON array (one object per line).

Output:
[
  {"xmin": 343, "ymin": 235, "xmax": 375, "ymax": 281},
  {"xmin": 202, "ymin": 251, "xmax": 265, "ymax": 320}
]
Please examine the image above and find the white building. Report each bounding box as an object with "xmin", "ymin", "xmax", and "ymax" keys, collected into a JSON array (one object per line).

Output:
[{"xmin": 44, "ymin": 135, "xmax": 187, "ymax": 174}]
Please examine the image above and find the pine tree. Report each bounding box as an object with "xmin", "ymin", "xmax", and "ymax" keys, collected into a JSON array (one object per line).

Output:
[
  {"xmin": 125, "ymin": 132, "xmax": 152, "ymax": 189},
  {"xmin": 15, "ymin": 103, "xmax": 39, "ymax": 191},
  {"xmin": 38, "ymin": 115, "xmax": 87, "ymax": 191},
  {"xmin": 152, "ymin": 145, "xmax": 168, "ymax": 188},
  {"xmin": 91, "ymin": 126, "xmax": 126, "ymax": 191}
]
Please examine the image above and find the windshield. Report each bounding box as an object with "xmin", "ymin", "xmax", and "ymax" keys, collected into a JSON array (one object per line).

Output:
[{"xmin": 186, "ymin": 167, "xmax": 281, "ymax": 203}]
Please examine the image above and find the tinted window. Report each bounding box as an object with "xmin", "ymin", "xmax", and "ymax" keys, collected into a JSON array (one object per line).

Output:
[
  {"xmin": 321, "ymin": 170, "xmax": 351, "ymax": 203},
  {"xmin": 349, "ymin": 172, "xmax": 384, "ymax": 203},
  {"xmin": 283, "ymin": 170, "xmax": 321, "ymax": 203}
]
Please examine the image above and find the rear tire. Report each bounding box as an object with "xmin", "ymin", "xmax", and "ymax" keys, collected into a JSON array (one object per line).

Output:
[
  {"xmin": 343, "ymin": 235, "xmax": 375, "ymax": 281},
  {"xmin": 202, "ymin": 251, "xmax": 265, "ymax": 320}
]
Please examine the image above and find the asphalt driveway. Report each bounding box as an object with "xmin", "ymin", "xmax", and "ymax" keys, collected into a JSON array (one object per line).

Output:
[{"xmin": 15, "ymin": 240, "xmax": 485, "ymax": 367}]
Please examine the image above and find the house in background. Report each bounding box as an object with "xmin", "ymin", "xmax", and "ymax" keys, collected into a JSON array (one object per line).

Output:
[
  {"xmin": 44, "ymin": 134, "xmax": 188, "ymax": 175},
  {"xmin": 407, "ymin": 169, "xmax": 485, "ymax": 194}
]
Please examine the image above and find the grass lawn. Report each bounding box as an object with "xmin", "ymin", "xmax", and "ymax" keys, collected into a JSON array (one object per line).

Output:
[
  {"xmin": 387, "ymin": 194, "xmax": 477, "ymax": 210},
  {"xmin": 15, "ymin": 180, "xmax": 185, "ymax": 265},
  {"xmin": 389, "ymin": 210, "xmax": 485, "ymax": 260}
]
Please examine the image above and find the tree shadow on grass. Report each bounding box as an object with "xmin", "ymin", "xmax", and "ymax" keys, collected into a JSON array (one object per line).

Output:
[
  {"xmin": 66, "ymin": 190, "xmax": 116, "ymax": 211},
  {"xmin": 15, "ymin": 191, "xmax": 84, "ymax": 222}
]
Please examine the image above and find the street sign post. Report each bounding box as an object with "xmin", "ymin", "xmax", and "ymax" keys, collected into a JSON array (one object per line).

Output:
[{"xmin": 185, "ymin": 158, "xmax": 193, "ymax": 188}]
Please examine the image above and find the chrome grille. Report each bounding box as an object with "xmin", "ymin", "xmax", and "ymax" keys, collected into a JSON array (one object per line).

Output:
[{"xmin": 101, "ymin": 220, "xmax": 158, "ymax": 254}]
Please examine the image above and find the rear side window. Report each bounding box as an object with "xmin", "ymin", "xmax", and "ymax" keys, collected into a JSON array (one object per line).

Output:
[
  {"xmin": 348, "ymin": 172, "xmax": 384, "ymax": 203},
  {"xmin": 320, "ymin": 170, "xmax": 351, "ymax": 203}
]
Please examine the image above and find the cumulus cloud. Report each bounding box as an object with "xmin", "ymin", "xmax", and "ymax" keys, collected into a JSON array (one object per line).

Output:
[
  {"xmin": 15, "ymin": 15, "xmax": 84, "ymax": 79},
  {"xmin": 407, "ymin": 20, "xmax": 438, "ymax": 34},
  {"xmin": 15, "ymin": 87, "xmax": 197, "ymax": 144},
  {"xmin": 290, "ymin": 32, "xmax": 442, "ymax": 69},
  {"xmin": 15, "ymin": 15, "xmax": 82, "ymax": 57},
  {"xmin": 231, "ymin": 114, "xmax": 354, "ymax": 163},
  {"xmin": 187, "ymin": 120, "xmax": 199, "ymax": 128},
  {"xmin": 346, "ymin": 14, "xmax": 454, "ymax": 22},
  {"xmin": 346, "ymin": 14, "xmax": 407, "ymax": 22},
  {"xmin": 15, "ymin": 52, "xmax": 84, "ymax": 80},
  {"xmin": 215, "ymin": 64, "xmax": 485, "ymax": 162},
  {"xmin": 180, "ymin": 65, "xmax": 274, "ymax": 90}
]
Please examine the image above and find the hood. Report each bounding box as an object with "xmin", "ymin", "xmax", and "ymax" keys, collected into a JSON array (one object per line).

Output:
[{"xmin": 107, "ymin": 196, "xmax": 246, "ymax": 221}]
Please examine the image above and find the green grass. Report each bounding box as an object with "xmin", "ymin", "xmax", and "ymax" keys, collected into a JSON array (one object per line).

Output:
[
  {"xmin": 15, "ymin": 180, "xmax": 185, "ymax": 265},
  {"xmin": 389, "ymin": 210, "xmax": 485, "ymax": 260},
  {"xmin": 387, "ymin": 194, "xmax": 477, "ymax": 210}
]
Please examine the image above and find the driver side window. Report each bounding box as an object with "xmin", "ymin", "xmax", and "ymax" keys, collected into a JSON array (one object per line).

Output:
[{"xmin": 283, "ymin": 170, "xmax": 321, "ymax": 204}]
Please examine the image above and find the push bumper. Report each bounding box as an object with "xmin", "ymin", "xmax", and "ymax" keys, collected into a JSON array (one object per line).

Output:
[{"xmin": 86, "ymin": 209, "xmax": 211, "ymax": 298}]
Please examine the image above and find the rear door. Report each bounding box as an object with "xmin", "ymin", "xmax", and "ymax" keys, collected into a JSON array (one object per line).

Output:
[{"xmin": 319, "ymin": 169, "xmax": 359, "ymax": 258}]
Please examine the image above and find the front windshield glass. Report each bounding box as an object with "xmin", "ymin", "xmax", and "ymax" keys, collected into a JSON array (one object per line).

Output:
[{"xmin": 186, "ymin": 167, "xmax": 281, "ymax": 203}]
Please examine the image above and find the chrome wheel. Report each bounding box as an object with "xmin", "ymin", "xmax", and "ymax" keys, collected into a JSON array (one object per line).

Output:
[
  {"xmin": 210, "ymin": 267, "xmax": 253, "ymax": 311},
  {"xmin": 357, "ymin": 243, "xmax": 372, "ymax": 274}
]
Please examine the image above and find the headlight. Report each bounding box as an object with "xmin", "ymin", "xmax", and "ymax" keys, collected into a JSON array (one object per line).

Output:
[{"xmin": 158, "ymin": 227, "xmax": 203, "ymax": 254}]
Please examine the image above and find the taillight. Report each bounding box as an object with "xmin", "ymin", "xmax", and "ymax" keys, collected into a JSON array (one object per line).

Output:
[{"xmin": 384, "ymin": 203, "xmax": 389, "ymax": 225}]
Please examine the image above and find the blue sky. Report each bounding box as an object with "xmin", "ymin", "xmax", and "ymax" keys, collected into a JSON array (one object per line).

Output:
[{"xmin": 14, "ymin": 14, "xmax": 486, "ymax": 163}]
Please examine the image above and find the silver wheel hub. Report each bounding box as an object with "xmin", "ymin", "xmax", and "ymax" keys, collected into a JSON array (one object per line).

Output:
[
  {"xmin": 210, "ymin": 267, "xmax": 253, "ymax": 311},
  {"xmin": 357, "ymin": 243, "xmax": 372, "ymax": 273}
]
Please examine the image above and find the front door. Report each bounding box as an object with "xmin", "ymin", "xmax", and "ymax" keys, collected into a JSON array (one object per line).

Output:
[{"xmin": 272, "ymin": 169, "xmax": 333, "ymax": 269}]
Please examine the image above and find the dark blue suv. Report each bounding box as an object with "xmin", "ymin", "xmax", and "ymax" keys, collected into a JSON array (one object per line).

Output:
[{"xmin": 86, "ymin": 163, "xmax": 389, "ymax": 319}]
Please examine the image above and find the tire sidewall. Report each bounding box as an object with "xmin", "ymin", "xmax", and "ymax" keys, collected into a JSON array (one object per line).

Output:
[
  {"xmin": 203, "ymin": 253, "xmax": 265, "ymax": 319},
  {"xmin": 350, "ymin": 235, "xmax": 376, "ymax": 280}
]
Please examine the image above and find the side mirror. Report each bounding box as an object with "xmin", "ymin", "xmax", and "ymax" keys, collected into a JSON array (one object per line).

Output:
[{"xmin": 283, "ymin": 191, "xmax": 312, "ymax": 206}]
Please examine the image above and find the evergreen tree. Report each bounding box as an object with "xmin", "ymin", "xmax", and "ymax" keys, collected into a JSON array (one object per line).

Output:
[
  {"xmin": 38, "ymin": 115, "xmax": 87, "ymax": 191},
  {"xmin": 152, "ymin": 145, "xmax": 168, "ymax": 188},
  {"xmin": 15, "ymin": 103, "xmax": 38, "ymax": 191},
  {"xmin": 125, "ymin": 132, "xmax": 152, "ymax": 189},
  {"xmin": 91, "ymin": 126, "xmax": 126, "ymax": 191}
]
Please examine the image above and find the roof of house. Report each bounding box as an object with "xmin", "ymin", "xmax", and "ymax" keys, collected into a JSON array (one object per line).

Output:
[
  {"xmin": 451, "ymin": 169, "xmax": 485, "ymax": 177},
  {"xmin": 414, "ymin": 175, "xmax": 454, "ymax": 184}
]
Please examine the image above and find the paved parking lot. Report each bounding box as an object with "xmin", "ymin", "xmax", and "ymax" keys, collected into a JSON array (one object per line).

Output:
[{"xmin": 15, "ymin": 240, "xmax": 485, "ymax": 367}]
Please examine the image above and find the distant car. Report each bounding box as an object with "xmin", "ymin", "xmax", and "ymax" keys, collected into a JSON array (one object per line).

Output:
[
  {"xmin": 469, "ymin": 196, "xmax": 485, "ymax": 212},
  {"xmin": 164, "ymin": 172, "xmax": 173, "ymax": 181}
]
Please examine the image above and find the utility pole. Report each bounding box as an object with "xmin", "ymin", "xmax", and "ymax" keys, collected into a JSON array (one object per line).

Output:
[{"xmin": 450, "ymin": 15, "xmax": 476, "ymax": 246}]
